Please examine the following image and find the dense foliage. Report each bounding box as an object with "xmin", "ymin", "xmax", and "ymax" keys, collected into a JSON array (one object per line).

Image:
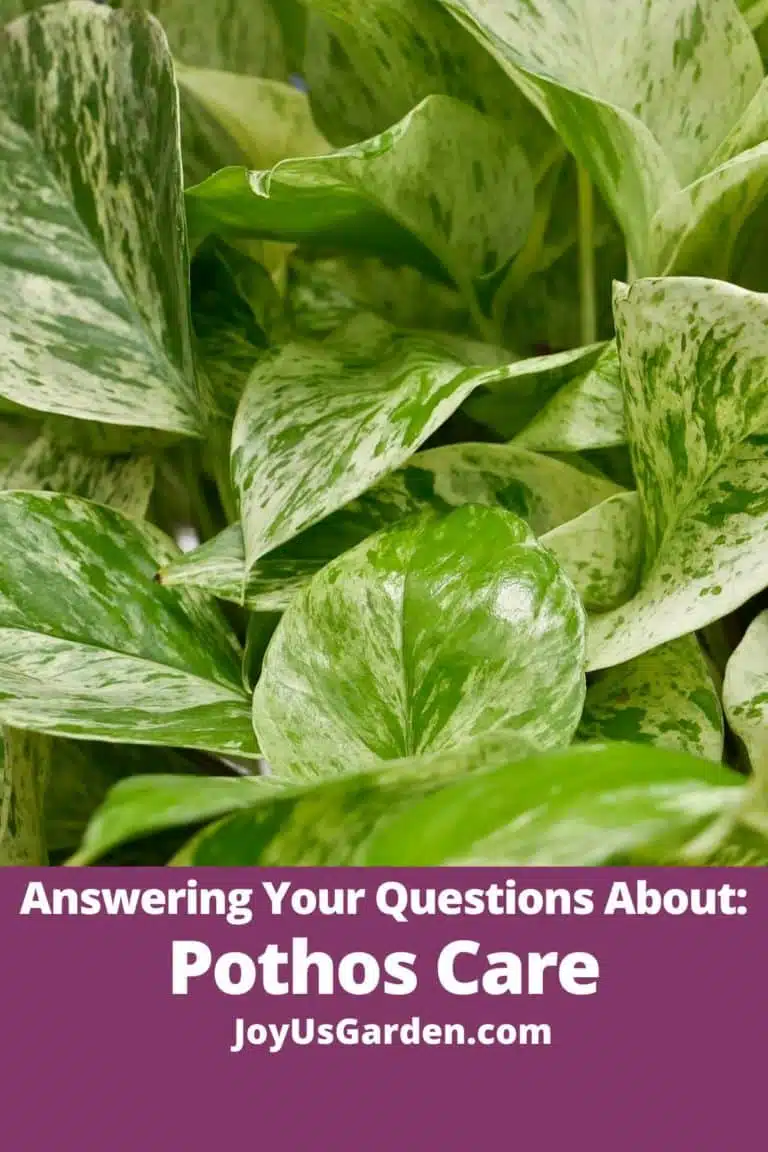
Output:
[{"xmin": 1, "ymin": 0, "xmax": 768, "ymax": 866}]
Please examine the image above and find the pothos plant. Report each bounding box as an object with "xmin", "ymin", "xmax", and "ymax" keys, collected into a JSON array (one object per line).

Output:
[{"xmin": 1, "ymin": 0, "xmax": 768, "ymax": 867}]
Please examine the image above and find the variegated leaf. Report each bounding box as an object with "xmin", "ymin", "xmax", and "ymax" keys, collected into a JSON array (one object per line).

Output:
[
  {"xmin": 172, "ymin": 740, "xmax": 744, "ymax": 866},
  {"xmin": 0, "ymin": 3, "xmax": 203, "ymax": 436},
  {"xmin": 589, "ymin": 278, "xmax": 768, "ymax": 670},
  {"xmin": 232, "ymin": 316, "xmax": 493, "ymax": 570},
  {"xmin": 301, "ymin": 0, "xmax": 549, "ymax": 152},
  {"xmin": 0, "ymin": 727, "xmax": 50, "ymax": 865},
  {"xmin": 167, "ymin": 442, "xmax": 620, "ymax": 609},
  {"xmin": 70, "ymin": 772, "xmax": 284, "ymax": 865},
  {"xmin": 579, "ymin": 635, "xmax": 724, "ymax": 761},
  {"xmin": 367, "ymin": 743, "xmax": 744, "ymax": 866},
  {"xmin": 542, "ymin": 492, "xmax": 643, "ymax": 614},
  {"xmin": 186, "ymin": 95, "xmax": 534, "ymax": 314},
  {"xmin": 116, "ymin": 0, "xmax": 287, "ymax": 76},
  {"xmin": 464, "ymin": 341, "xmax": 625, "ymax": 449},
  {"xmin": 0, "ymin": 492, "xmax": 258, "ymax": 756},
  {"xmin": 724, "ymin": 611, "xmax": 768, "ymax": 780},
  {"xmin": 252, "ymin": 506, "xmax": 587, "ymax": 780},
  {"xmin": 1, "ymin": 434, "xmax": 155, "ymax": 520},
  {"xmin": 438, "ymin": 0, "xmax": 762, "ymax": 274},
  {"xmin": 177, "ymin": 67, "xmax": 328, "ymax": 180}
]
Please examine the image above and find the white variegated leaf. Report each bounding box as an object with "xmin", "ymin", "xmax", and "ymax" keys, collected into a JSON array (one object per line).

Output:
[
  {"xmin": 0, "ymin": 3, "xmax": 203, "ymax": 436},
  {"xmin": 0, "ymin": 492, "xmax": 257, "ymax": 756},
  {"xmin": 579, "ymin": 635, "xmax": 724, "ymax": 761},
  {"xmin": 589, "ymin": 278, "xmax": 768, "ymax": 670},
  {"xmin": 724, "ymin": 611, "xmax": 768, "ymax": 780},
  {"xmin": 438, "ymin": 0, "xmax": 762, "ymax": 274},
  {"xmin": 253, "ymin": 506, "xmax": 587, "ymax": 779},
  {"xmin": 166, "ymin": 442, "xmax": 620, "ymax": 608}
]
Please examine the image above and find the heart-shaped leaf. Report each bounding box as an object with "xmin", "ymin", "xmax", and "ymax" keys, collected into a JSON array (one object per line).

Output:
[
  {"xmin": 253, "ymin": 505, "xmax": 587, "ymax": 779},
  {"xmin": 0, "ymin": 3, "xmax": 204, "ymax": 437},
  {"xmin": 589, "ymin": 278, "xmax": 768, "ymax": 669},
  {"xmin": 438, "ymin": 0, "xmax": 761, "ymax": 274},
  {"xmin": 0, "ymin": 492, "xmax": 258, "ymax": 756},
  {"xmin": 164, "ymin": 443, "xmax": 620, "ymax": 608},
  {"xmin": 579, "ymin": 635, "xmax": 724, "ymax": 761},
  {"xmin": 724, "ymin": 610, "xmax": 768, "ymax": 780},
  {"xmin": 187, "ymin": 95, "xmax": 534, "ymax": 310}
]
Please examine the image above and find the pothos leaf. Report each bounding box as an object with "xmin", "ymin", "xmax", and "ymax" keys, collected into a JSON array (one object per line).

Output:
[
  {"xmin": 252, "ymin": 506, "xmax": 587, "ymax": 779},
  {"xmin": 723, "ymin": 611, "xmax": 768, "ymax": 780},
  {"xmin": 589, "ymin": 277, "xmax": 768, "ymax": 670},
  {"xmin": 0, "ymin": 492, "xmax": 258, "ymax": 756},
  {"xmin": 439, "ymin": 0, "xmax": 762, "ymax": 274},
  {"xmin": 186, "ymin": 95, "xmax": 534, "ymax": 306},
  {"xmin": 69, "ymin": 773, "xmax": 284, "ymax": 866},
  {"xmin": 171, "ymin": 740, "xmax": 744, "ymax": 866},
  {"xmin": 163, "ymin": 443, "xmax": 621, "ymax": 609},
  {"xmin": 578, "ymin": 635, "xmax": 724, "ymax": 761},
  {"xmin": 464, "ymin": 342, "xmax": 625, "ymax": 449},
  {"xmin": 0, "ymin": 3, "xmax": 204, "ymax": 438}
]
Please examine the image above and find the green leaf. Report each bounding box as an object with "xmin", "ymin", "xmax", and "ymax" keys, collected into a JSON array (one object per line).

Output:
[
  {"xmin": 45, "ymin": 741, "xmax": 203, "ymax": 856},
  {"xmin": 242, "ymin": 612, "xmax": 281, "ymax": 690},
  {"xmin": 253, "ymin": 506, "xmax": 587, "ymax": 779},
  {"xmin": 172, "ymin": 730, "xmax": 536, "ymax": 864},
  {"xmin": 589, "ymin": 278, "xmax": 768, "ymax": 670},
  {"xmin": 1, "ymin": 434, "xmax": 155, "ymax": 520},
  {"xmin": 724, "ymin": 611, "xmax": 768, "ymax": 780},
  {"xmin": 439, "ymin": 0, "xmax": 762, "ymax": 274},
  {"xmin": 117, "ymin": 0, "xmax": 287, "ymax": 76},
  {"xmin": 186, "ymin": 95, "xmax": 534, "ymax": 313},
  {"xmin": 0, "ymin": 3, "xmax": 203, "ymax": 437},
  {"xmin": 464, "ymin": 342, "xmax": 625, "ymax": 449},
  {"xmin": 366, "ymin": 743, "xmax": 743, "ymax": 865},
  {"xmin": 177, "ymin": 67, "xmax": 328, "ymax": 178},
  {"xmin": 171, "ymin": 739, "xmax": 743, "ymax": 865},
  {"xmin": 0, "ymin": 492, "xmax": 258, "ymax": 756},
  {"xmin": 164, "ymin": 443, "xmax": 621, "ymax": 609},
  {"xmin": 232, "ymin": 317, "xmax": 496, "ymax": 570},
  {"xmin": 542, "ymin": 492, "xmax": 643, "ymax": 614},
  {"xmin": 0, "ymin": 727, "xmax": 50, "ymax": 865},
  {"xmin": 578, "ymin": 635, "xmax": 724, "ymax": 761},
  {"xmin": 301, "ymin": 0, "xmax": 548, "ymax": 150},
  {"xmin": 70, "ymin": 773, "xmax": 283, "ymax": 865}
]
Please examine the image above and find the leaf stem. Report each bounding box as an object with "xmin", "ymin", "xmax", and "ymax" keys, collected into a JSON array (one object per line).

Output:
[{"xmin": 577, "ymin": 163, "xmax": 597, "ymax": 346}]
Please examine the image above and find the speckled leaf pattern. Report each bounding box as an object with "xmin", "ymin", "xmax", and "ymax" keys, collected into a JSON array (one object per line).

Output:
[
  {"xmin": 723, "ymin": 611, "xmax": 768, "ymax": 780},
  {"xmin": 0, "ymin": 727, "xmax": 50, "ymax": 864},
  {"xmin": 589, "ymin": 278, "xmax": 768, "ymax": 670},
  {"xmin": 464, "ymin": 342, "xmax": 624, "ymax": 447},
  {"xmin": 579, "ymin": 636, "xmax": 724, "ymax": 761},
  {"xmin": 172, "ymin": 740, "xmax": 743, "ymax": 865},
  {"xmin": 367, "ymin": 743, "xmax": 743, "ymax": 866},
  {"xmin": 233, "ymin": 317, "xmax": 500, "ymax": 569},
  {"xmin": 542, "ymin": 492, "xmax": 643, "ymax": 614},
  {"xmin": 0, "ymin": 3, "xmax": 203, "ymax": 435},
  {"xmin": 1, "ymin": 434, "xmax": 155, "ymax": 520},
  {"xmin": 439, "ymin": 0, "xmax": 761, "ymax": 273},
  {"xmin": 252, "ymin": 506, "xmax": 587, "ymax": 780},
  {"xmin": 301, "ymin": 0, "xmax": 549, "ymax": 151},
  {"xmin": 166, "ymin": 443, "xmax": 620, "ymax": 609},
  {"xmin": 117, "ymin": 0, "xmax": 288, "ymax": 76},
  {"xmin": 0, "ymin": 492, "xmax": 258, "ymax": 755},
  {"xmin": 652, "ymin": 143, "xmax": 768, "ymax": 279},
  {"xmin": 172, "ymin": 731, "xmax": 537, "ymax": 865},
  {"xmin": 71, "ymin": 773, "xmax": 283, "ymax": 865},
  {"xmin": 186, "ymin": 95, "xmax": 534, "ymax": 301}
]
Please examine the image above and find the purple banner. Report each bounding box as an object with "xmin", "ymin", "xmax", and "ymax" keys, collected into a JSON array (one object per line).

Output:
[{"xmin": 1, "ymin": 868, "xmax": 763, "ymax": 1149}]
